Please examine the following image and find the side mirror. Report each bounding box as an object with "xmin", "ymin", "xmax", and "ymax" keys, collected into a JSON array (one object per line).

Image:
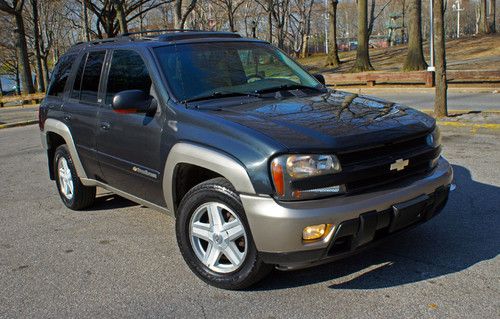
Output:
[
  {"xmin": 313, "ymin": 73, "xmax": 326, "ymax": 85},
  {"xmin": 112, "ymin": 90, "xmax": 156, "ymax": 114}
]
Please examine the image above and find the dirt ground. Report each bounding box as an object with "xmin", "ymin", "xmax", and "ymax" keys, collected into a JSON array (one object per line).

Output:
[{"xmin": 299, "ymin": 34, "xmax": 500, "ymax": 74}]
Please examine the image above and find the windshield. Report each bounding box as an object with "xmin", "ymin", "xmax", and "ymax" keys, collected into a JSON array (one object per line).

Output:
[{"xmin": 154, "ymin": 41, "xmax": 320, "ymax": 102}]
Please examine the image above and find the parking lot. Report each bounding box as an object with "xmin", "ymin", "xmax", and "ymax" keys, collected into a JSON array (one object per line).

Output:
[{"xmin": 0, "ymin": 124, "xmax": 498, "ymax": 318}]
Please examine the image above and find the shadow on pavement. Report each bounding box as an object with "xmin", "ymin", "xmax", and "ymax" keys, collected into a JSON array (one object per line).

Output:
[
  {"xmin": 253, "ymin": 164, "xmax": 499, "ymax": 291},
  {"xmin": 90, "ymin": 193, "xmax": 139, "ymax": 211}
]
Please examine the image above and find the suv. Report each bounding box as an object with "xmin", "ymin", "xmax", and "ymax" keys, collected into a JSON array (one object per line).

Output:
[{"xmin": 39, "ymin": 31, "xmax": 453, "ymax": 290}]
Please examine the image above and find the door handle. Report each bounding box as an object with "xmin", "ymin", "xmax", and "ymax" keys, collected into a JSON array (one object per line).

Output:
[
  {"xmin": 64, "ymin": 115, "xmax": 72, "ymax": 122},
  {"xmin": 100, "ymin": 122, "xmax": 111, "ymax": 131}
]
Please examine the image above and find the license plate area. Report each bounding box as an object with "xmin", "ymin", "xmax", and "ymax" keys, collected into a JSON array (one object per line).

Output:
[{"xmin": 389, "ymin": 194, "xmax": 430, "ymax": 232}]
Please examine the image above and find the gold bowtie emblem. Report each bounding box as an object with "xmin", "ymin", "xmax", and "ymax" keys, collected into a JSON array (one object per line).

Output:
[{"xmin": 390, "ymin": 158, "xmax": 409, "ymax": 171}]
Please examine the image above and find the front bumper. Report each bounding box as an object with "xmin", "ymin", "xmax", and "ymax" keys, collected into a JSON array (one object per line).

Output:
[{"xmin": 241, "ymin": 157, "xmax": 453, "ymax": 269}]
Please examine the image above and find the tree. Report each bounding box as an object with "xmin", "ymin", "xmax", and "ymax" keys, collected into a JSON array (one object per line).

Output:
[
  {"xmin": 325, "ymin": 0, "xmax": 340, "ymax": 67},
  {"xmin": 433, "ymin": 0, "xmax": 447, "ymax": 117},
  {"xmin": 214, "ymin": 0, "xmax": 246, "ymax": 32},
  {"xmin": 478, "ymin": 0, "xmax": 489, "ymax": 34},
  {"xmin": 257, "ymin": 0, "xmax": 290, "ymax": 48},
  {"xmin": 0, "ymin": 0, "xmax": 35, "ymax": 94},
  {"xmin": 174, "ymin": 0, "xmax": 197, "ymax": 29},
  {"xmin": 352, "ymin": 0, "xmax": 374, "ymax": 72},
  {"xmin": 402, "ymin": 0, "xmax": 427, "ymax": 70},
  {"xmin": 30, "ymin": 0, "xmax": 45, "ymax": 92},
  {"xmin": 489, "ymin": 0, "xmax": 496, "ymax": 33},
  {"xmin": 290, "ymin": 0, "xmax": 315, "ymax": 58}
]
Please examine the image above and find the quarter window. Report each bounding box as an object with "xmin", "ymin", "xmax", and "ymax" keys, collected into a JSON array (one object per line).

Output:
[
  {"xmin": 47, "ymin": 53, "xmax": 76, "ymax": 97},
  {"xmin": 105, "ymin": 50, "xmax": 152, "ymax": 105},
  {"xmin": 71, "ymin": 53, "xmax": 87, "ymax": 100},
  {"xmin": 80, "ymin": 51, "xmax": 106, "ymax": 103}
]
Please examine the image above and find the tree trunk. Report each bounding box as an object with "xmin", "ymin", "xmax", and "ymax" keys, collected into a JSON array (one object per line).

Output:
[
  {"xmin": 267, "ymin": 1, "xmax": 273, "ymax": 42},
  {"xmin": 352, "ymin": 0, "xmax": 374, "ymax": 72},
  {"xmin": 325, "ymin": 0, "xmax": 340, "ymax": 67},
  {"xmin": 82, "ymin": 0, "xmax": 90, "ymax": 41},
  {"xmin": 403, "ymin": 0, "xmax": 427, "ymax": 70},
  {"xmin": 14, "ymin": 11, "xmax": 35, "ymax": 94},
  {"xmin": 31, "ymin": 0, "xmax": 44, "ymax": 92},
  {"xmin": 41, "ymin": 56, "xmax": 49, "ymax": 89},
  {"xmin": 489, "ymin": 0, "xmax": 496, "ymax": 33},
  {"xmin": 300, "ymin": 34, "xmax": 309, "ymax": 58},
  {"xmin": 113, "ymin": 0, "xmax": 128, "ymax": 34},
  {"xmin": 174, "ymin": 0, "xmax": 197, "ymax": 29},
  {"xmin": 479, "ymin": 0, "xmax": 490, "ymax": 34},
  {"xmin": 433, "ymin": 0, "xmax": 447, "ymax": 117}
]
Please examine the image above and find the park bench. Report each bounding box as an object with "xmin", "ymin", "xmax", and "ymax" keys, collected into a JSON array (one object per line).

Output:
[{"xmin": 0, "ymin": 92, "xmax": 45, "ymax": 107}]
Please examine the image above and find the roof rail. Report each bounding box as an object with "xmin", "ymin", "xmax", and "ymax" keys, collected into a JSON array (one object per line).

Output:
[{"xmin": 120, "ymin": 29, "xmax": 206, "ymax": 37}]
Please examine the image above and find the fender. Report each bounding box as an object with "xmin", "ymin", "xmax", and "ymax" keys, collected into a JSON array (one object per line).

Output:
[
  {"xmin": 163, "ymin": 143, "xmax": 257, "ymax": 213},
  {"xmin": 41, "ymin": 118, "xmax": 92, "ymax": 185}
]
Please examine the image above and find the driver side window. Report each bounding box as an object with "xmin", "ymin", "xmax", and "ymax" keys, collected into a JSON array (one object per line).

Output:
[{"xmin": 105, "ymin": 50, "xmax": 152, "ymax": 105}]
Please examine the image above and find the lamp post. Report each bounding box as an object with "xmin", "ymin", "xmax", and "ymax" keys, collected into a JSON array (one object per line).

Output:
[
  {"xmin": 324, "ymin": 0, "xmax": 329, "ymax": 54},
  {"xmin": 428, "ymin": 0, "xmax": 435, "ymax": 71},
  {"xmin": 452, "ymin": 0, "xmax": 464, "ymax": 38}
]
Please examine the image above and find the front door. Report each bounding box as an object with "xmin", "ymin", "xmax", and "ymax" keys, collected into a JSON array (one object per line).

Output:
[{"xmin": 96, "ymin": 49, "xmax": 164, "ymax": 205}]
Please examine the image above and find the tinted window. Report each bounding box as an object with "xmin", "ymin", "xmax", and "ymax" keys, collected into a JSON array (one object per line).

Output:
[
  {"xmin": 105, "ymin": 50, "xmax": 152, "ymax": 105},
  {"xmin": 47, "ymin": 54, "xmax": 76, "ymax": 97},
  {"xmin": 71, "ymin": 53, "xmax": 87, "ymax": 100},
  {"xmin": 80, "ymin": 51, "xmax": 106, "ymax": 103}
]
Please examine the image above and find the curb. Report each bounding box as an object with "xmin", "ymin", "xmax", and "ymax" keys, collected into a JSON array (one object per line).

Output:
[
  {"xmin": 0, "ymin": 120, "xmax": 39, "ymax": 130},
  {"xmin": 420, "ymin": 109, "xmax": 500, "ymax": 115},
  {"xmin": 437, "ymin": 121, "xmax": 500, "ymax": 132}
]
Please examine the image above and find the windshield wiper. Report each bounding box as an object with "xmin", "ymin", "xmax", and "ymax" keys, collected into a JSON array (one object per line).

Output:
[
  {"xmin": 254, "ymin": 84, "xmax": 325, "ymax": 95},
  {"xmin": 182, "ymin": 91, "xmax": 261, "ymax": 104}
]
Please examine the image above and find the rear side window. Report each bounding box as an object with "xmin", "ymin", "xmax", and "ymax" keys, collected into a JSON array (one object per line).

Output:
[
  {"xmin": 105, "ymin": 50, "xmax": 152, "ymax": 105},
  {"xmin": 71, "ymin": 53, "xmax": 87, "ymax": 100},
  {"xmin": 47, "ymin": 53, "xmax": 76, "ymax": 97},
  {"xmin": 80, "ymin": 51, "xmax": 106, "ymax": 103}
]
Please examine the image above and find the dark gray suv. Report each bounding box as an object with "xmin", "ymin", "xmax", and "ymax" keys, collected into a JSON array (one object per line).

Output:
[{"xmin": 39, "ymin": 31, "xmax": 453, "ymax": 290}]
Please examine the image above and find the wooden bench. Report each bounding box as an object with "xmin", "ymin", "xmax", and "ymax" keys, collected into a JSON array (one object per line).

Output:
[
  {"xmin": 447, "ymin": 70, "xmax": 500, "ymax": 83},
  {"xmin": 323, "ymin": 71, "xmax": 435, "ymax": 87},
  {"xmin": 0, "ymin": 92, "xmax": 45, "ymax": 107}
]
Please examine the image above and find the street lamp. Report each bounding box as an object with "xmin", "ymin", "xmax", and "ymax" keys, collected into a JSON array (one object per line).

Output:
[
  {"xmin": 428, "ymin": 0, "xmax": 435, "ymax": 71},
  {"xmin": 452, "ymin": 0, "xmax": 464, "ymax": 38},
  {"xmin": 324, "ymin": 0, "xmax": 329, "ymax": 54}
]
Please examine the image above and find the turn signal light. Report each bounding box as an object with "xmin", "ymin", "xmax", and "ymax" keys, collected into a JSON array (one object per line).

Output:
[
  {"xmin": 303, "ymin": 224, "xmax": 331, "ymax": 241},
  {"xmin": 271, "ymin": 160, "xmax": 285, "ymax": 196}
]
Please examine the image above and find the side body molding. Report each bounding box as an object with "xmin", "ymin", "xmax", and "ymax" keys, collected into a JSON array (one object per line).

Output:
[
  {"xmin": 41, "ymin": 118, "xmax": 91, "ymax": 184},
  {"xmin": 163, "ymin": 143, "xmax": 257, "ymax": 213}
]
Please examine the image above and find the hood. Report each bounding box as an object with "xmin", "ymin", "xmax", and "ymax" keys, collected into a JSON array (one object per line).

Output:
[{"xmin": 198, "ymin": 90, "xmax": 436, "ymax": 152}]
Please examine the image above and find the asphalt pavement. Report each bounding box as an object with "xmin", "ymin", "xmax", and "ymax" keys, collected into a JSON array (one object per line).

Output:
[
  {"xmin": 343, "ymin": 88, "xmax": 500, "ymax": 111},
  {"xmin": 0, "ymin": 125, "xmax": 499, "ymax": 318}
]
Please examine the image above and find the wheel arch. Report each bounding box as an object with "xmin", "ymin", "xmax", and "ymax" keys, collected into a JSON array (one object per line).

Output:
[
  {"xmin": 42, "ymin": 118, "xmax": 88, "ymax": 181},
  {"xmin": 163, "ymin": 143, "xmax": 256, "ymax": 216}
]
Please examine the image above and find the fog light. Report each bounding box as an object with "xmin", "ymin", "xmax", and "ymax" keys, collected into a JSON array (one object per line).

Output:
[{"xmin": 303, "ymin": 224, "xmax": 330, "ymax": 241}]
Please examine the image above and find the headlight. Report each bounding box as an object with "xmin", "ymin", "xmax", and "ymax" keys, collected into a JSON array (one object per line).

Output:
[{"xmin": 271, "ymin": 154, "xmax": 343, "ymax": 200}]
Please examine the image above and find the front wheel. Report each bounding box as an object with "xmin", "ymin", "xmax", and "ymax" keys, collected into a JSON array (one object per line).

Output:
[{"xmin": 176, "ymin": 177, "xmax": 272, "ymax": 290}]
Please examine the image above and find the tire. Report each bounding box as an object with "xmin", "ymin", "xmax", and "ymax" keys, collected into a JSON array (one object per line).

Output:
[
  {"xmin": 176, "ymin": 177, "xmax": 272, "ymax": 290},
  {"xmin": 54, "ymin": 144, "xmax": 96, "ymax": 210}
]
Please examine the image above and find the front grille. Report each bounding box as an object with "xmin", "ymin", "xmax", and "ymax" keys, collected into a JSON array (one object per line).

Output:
[
  {"xmin": 290, "ymin": 132, "xmax": 440, "ymax": 195},
  {"xmin": 338, "ymin": 132, "xmax": 439, "ymax": 194}
]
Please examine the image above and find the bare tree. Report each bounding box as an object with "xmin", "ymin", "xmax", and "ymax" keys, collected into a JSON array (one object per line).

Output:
[
  {"xmin": 433, "ymin": 0, "xmax": 447, "ymax": 117},
  {"xmin": 214, "ymin": 0, "xmax": 245, "ymax": 32},
  {"xmin": 30, "ymin": 0, "xmax": 45, "ymax": 92},
  {"xmin": 402, "ymin": 0, "xmax": 427, "ymax": 70},
  {"xmin": 325, "ymin": 0, "xmax": 340, "ymax": 67},
  {"xmin": 352, "ymin": 0, "xmax": 374, "ymax": 72},
  {"xmin": 488, "ymin": 0, "xmax": 496, "ymax": 33},
  {"xmin": 174, "ymin": 0, "xmax": 197, "ymax": 29},
  {"xmin": 0, "ymin": 0, "xmax": 35, "ymax": 94},
  {"xmin": 478, "ymin": 0, "xmax": 489, "ymax": 33}
]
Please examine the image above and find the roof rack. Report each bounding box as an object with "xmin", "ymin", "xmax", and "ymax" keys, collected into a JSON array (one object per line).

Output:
[{"xmin": 120, "ymin": 29, "xmax": 207, "ymax": 37}]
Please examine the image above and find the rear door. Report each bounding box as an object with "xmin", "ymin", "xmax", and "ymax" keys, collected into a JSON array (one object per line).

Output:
[
  {"xmin": 96, "ymin": 48, "xmax": 164, "ymax": 203},
  {"xmin": 64, "ymin": 50, "xmax": 107, "ymax": 178}
]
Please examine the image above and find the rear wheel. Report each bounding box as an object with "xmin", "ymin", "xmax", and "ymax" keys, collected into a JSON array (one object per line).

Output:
[
  {"xmin": 176, "ymin": 177, "xmax": 272, "ymax": 290},
  {"xmin": 54, "ymin": 145, "xmax": 96, "ymax": 210}
]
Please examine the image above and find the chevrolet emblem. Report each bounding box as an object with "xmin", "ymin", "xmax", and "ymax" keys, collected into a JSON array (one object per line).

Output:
[{"xmin": 390, "ymin": 158, "xmax": 409, "ymax": 171}]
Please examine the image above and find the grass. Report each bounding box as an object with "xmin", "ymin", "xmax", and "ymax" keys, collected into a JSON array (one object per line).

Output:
[{"xmin": 298, "ymin": 34, "xmax": 500, "ymax": 74}]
